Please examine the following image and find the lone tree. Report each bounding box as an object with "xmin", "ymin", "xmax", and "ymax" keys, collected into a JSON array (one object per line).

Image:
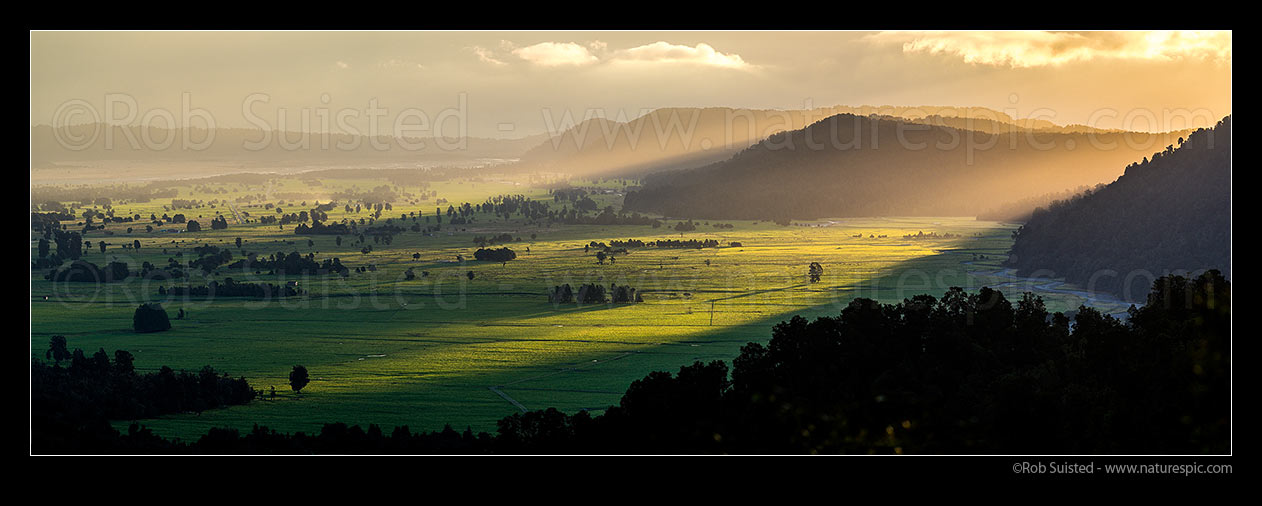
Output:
[
  {"xmin": 289, "ymin": 365, "xmax": 310, "ymax": 394},
  {"xmin": 133, "ymin": 303, "xmax": 172, "ymax": 333},
  {"xmin": 466, "ymin": 270, "xmax": 476, "ymax": 281},
  {"xmin": 46, "ymin": 335, "xmax": 71, "ymax": 365},
  {"xmin": 808, "ymin": 262, "xmax": 824, "ymax": 283}
]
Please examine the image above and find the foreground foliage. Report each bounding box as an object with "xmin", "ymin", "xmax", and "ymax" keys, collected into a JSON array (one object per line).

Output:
[
  {"xmin": 32, "ymin": 271, "xmax": 1228, "ymax": 454},
  {"xmin": 32, "ymin": 345, "xmax": 254, "ymax": 453}
]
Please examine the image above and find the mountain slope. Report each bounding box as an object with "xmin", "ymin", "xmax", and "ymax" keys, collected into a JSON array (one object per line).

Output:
[
  {"xmin": 1006, "ymin": 116, "xmax": 1231, "ymax": 301},
  {"xmin": 514, "ymin": 105, "xmax": 1138, "ymax": 178},
  {"xmin": 622, "ymin": 114, "xmax": 1188, "ymax": 219}
]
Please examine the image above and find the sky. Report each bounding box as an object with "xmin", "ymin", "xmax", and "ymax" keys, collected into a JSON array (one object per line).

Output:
[{"xmin": 30, "ymin": 31, "xmax": 1232, "ymax": 138}]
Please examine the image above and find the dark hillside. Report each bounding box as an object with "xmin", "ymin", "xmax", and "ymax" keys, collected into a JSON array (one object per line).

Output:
[
  {"xmin": 1006, "ymin": 116, "xmax": 1231, "ymax": 301},
  {"xmin": 623, "ymin": 114, "xmax": 1186, "ymax": 220}
]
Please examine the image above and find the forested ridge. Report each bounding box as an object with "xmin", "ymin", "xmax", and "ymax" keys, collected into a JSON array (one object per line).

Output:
[
  {"xmin": 623, "ymin": 114, "xmax": 1185, "ymax": 220},
  {"xmin": 513, "ymin": 105, "xmax": 1164, "ymax": 179},
  {"xmin": 1007, "ymin": 116, "xmax": 1231, "ymax": 301}
]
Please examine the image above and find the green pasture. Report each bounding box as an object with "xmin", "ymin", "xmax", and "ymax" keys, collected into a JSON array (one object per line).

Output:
[{"xmin": 31, "ymin": 175, "xmax": 1122, "ymax": 440}]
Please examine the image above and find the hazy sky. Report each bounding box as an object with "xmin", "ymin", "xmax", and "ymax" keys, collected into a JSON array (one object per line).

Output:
[{"xmin": 30, "ymin": 31, "xmax": 1232, "ymax": 138}]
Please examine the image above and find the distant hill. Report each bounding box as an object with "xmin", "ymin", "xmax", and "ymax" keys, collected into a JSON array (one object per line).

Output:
[
  {"xmin": 622, "ymin": 114, "xmax": 1189, "ymax": 220},
  {"xmin": 905, "ymin": 115, "xmax": 1127, "ymax": 136},
  {"xmin": 1006, "ymin": 116, "xmax": 1231, "ymax": 301},
  {"xmin": 515, "ymin": 107, "xmax": 814, "ymax": 177},
  {"xmin": 31, "ymin": 124, "xmax": 545, "ymax": 165},
  {"xmin": 513, "ymin": 105, "xmax": 1139, "ymax": 177}
]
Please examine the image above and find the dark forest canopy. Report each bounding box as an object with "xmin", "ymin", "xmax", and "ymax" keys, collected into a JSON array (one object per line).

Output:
[
  {"xmin": 33, "ymin": 272, "xmax": 1228, "ymax": 454},
  {"xmin": 1007, "ymin": 116, "xmax": 1231, "ymax": 301},
  {"xmin": 32, "ymin": 340, "xmax": 254, "ymax": 453},
  {"xmin": 623, "ymin": 114, "xmax": 1187, "ymax": 220}
]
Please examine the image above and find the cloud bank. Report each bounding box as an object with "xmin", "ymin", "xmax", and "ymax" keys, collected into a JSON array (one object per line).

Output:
[
  {"xmin": 866, "ymin": 31, "xmax": 1232, "ymax": 68},
  {"xmin": 475, "ymin": 40, "xmax": 754, "ymax": 70},
  {"xmin": 611, "ymin": 41, "xmax": 751, "ymax": 69}
]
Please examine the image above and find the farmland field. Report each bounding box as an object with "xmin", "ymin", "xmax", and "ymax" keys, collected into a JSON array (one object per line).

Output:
[{"xmin": 30, "ymin": 173, "xmax": 1131, "ymax": 439}]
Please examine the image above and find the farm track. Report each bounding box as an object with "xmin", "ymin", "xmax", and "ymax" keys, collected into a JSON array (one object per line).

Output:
[
  {"xmin": 488, "ymin": 387, "xmax": 528, "ymax": 412},
  {"xmin": 227, "ymin": 202, "xmax": 245, "ymax": 224}
]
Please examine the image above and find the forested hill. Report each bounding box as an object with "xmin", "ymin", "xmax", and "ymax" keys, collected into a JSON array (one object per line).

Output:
[
  {"xmin": 621, "ymin": 114, "xmax": 1186, "ymax": 220},
  {"xmin": 1006, "ymin": 116, "xmax": 1231, "ymax": 301},
  {"xmin": 512, "ymin": 105, "xmax": 1162, "ymax": 178}
]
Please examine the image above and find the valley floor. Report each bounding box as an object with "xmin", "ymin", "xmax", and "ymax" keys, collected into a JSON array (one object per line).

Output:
[{"xmin": 31, "ymin": 178, "xmax": 1130, "ymax": 439}]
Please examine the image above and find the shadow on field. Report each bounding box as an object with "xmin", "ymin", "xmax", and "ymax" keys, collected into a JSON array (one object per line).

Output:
[
  {"xmin": 86, "ymin": 224, "xmax": 1066, "ymax": 435},
  {"xmin": 483, "ymin": 228, "xmax": 1034, "ymax": 415}
]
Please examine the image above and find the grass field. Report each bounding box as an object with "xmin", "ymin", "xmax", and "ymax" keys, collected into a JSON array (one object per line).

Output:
[{"xmin": 31, "ymin": 174, "xmax": 1130, "ymax": 440}]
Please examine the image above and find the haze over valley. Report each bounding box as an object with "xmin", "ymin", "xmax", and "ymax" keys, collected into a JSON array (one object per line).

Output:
[{"xmin": 30, "ymin": 30, "xmax": 1232, "ymax": 458}]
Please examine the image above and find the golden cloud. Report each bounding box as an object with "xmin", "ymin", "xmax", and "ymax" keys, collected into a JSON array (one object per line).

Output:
[
  {"xmin": 612, "ymin": 41, "xmax": 752, "ymax": 69},
  {"xmin": 510, "ymin": 42, "xmax": 600, "ymax": 67},
  {"xmin": 472, "ymin": 40, "xmax": 753, "ymax": 70},
  {"xmin": 867, "ymin": 31, "xmax": 1231, "ymax": 68}
]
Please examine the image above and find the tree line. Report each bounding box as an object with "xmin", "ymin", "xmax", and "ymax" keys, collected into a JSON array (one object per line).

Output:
[
  {"xmin": 548, "ymin": 283, "xmax": 643, "ymax": 304},
  {"xmin": 33, "ymin": 336, "xmax": 255, "ymax": 453},
  {"xmin": 512, "ymin": 270, "xmax": 1230, "ymax": 454},
  {"xmin": 162, "ymin": 278, "xmax": 305, "ymax": 299}
]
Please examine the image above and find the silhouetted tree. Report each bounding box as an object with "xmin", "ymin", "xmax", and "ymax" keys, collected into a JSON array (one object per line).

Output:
[
  {"xmin": 46, "ymin": 335, "xmax": 71, "ymax": 365},
  {"xmin": 133, "ymin": 303, "xmax": 172, "ymax": 333},
  {"xmin": 289, "ymin": 365, "xmax": 310, "ymax": 394},
  {"xmin": 808, "ymin": 262, "xmax": 823, "ymax": 283}
]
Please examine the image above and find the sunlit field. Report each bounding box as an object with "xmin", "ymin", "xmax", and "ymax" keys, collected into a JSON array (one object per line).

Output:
[{"xmin": 31, "ymin": 174, "xmax": 1130, "ymax": 439}]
